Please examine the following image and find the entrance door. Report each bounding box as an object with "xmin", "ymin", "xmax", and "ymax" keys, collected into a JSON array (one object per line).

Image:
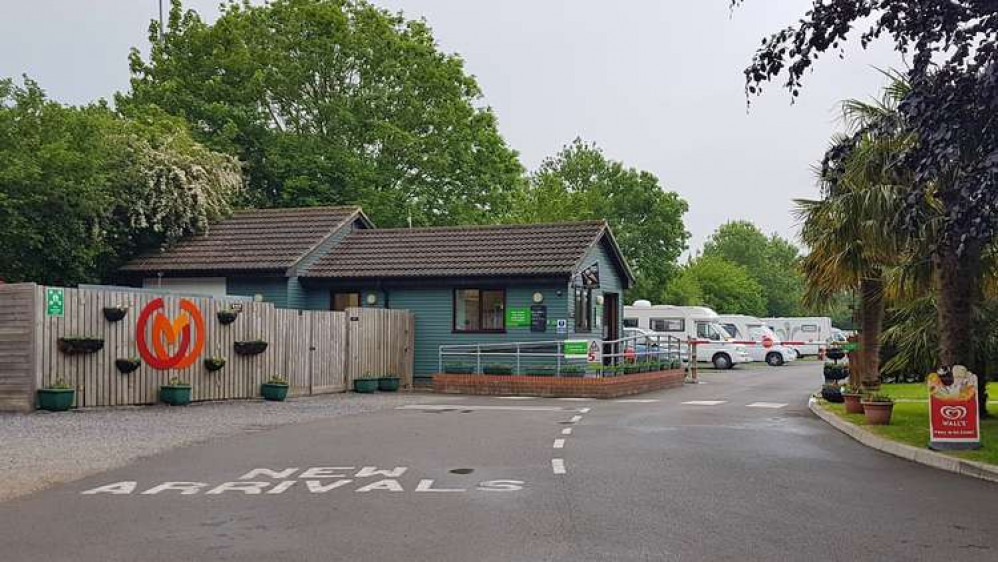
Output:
[{"xmin": 603, "ymin": 293, "xmax": 619, "ymax": 364}]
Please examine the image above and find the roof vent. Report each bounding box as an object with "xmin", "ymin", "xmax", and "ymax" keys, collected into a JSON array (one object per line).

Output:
[{"xmin": 632, "ymin": 299, "xmax": 652, "ymax": 308}]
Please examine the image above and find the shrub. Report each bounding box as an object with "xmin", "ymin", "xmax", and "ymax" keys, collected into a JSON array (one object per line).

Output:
[
  {"xmin": 266, "ymin": 374, "xmax": 289, "ymax": 385},
  {"xmin": 45, "ymin": 378, "xmax": 73, "ymax": 390},
  {"xmin": 443, "ymin": 363, "xmax": 475, "ymax": 375},
  {"xmin": 483, "ymin": 364, "xmax": 513, "ymax": 375},
  {"xmin": 166, "ymin": 376, "xmax": 190, "ymax": 388}
]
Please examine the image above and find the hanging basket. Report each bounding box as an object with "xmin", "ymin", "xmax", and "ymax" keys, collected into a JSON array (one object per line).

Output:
[
  {"xmin": 234, "ymin": 340, "xmax": 268, "ymax": 356},
  {"xmin": 217, "ymin": 310, "xmax": 238, "ymax": 325},
  {"xmin": 203, "ymin": 357, "xmax": 227, "ymax": 372},
  {"xmin": 102, "ymin": 306, "xmax": 129, "ymax": 322},
  {"xmin": 57, "ymin": 337, "xmax": 104, "ymax": 355},
  {"xmin": 115, "ymin": 358, "xmax": 142, "ymax": 374}
]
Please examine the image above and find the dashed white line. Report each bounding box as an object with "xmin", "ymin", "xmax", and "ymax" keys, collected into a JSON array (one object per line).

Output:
[
  {"xmin": 561, "ymin": 428, "xmax": 573, "ymax": 435},
  {"xmin": 569, "ymin": 415, "xmax": 583, "ymax": 423},
  {"xmin": 681, "ymin": 400, "xmax": 727, "ymax": 406},
  {"xmin": 747, "ymin": 402, "xmax": 788, "ymax": 409},
  {"xmin": 579, "ymin": 408, "xmax": 591, "ymax": 413},
  {"xmin": 552, "ymin": 458, "xmax": 566, "ymax": 475},
  {"xmin": 397, "ymin": 405, "xmax": 572, "ymax": 412},
  {"xmin": 556, "ymin": 398, "xmax": 593, "ymax": 402},
  {"xmin": 553, "ymin": 438, "xmax": 566, "ymax": 449},
  {"xmin": 498, "ymin": 396, "xmax": 537, "ymax": 400},
  {"xmin": 615, "ymin": 399, "xmax": 660, "ymax": 403}
]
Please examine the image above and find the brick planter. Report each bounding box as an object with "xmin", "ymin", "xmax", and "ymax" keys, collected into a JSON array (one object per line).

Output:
[{"xmin": 432, "ymin": 369, "xmax": 685, "ymax": 399}]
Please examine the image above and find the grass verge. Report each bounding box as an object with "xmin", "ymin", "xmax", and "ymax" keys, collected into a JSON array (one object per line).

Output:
[
  {"xmin": 880, "ymin": 382, "xmax": 998, "ymax": 400},
  {"xmin": 822, "ymin": 400, "xmax": 998, "ymax": 466}
]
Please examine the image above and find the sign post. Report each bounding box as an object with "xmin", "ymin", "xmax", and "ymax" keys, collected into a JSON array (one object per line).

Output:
[{"xmin": 927, "ymin": 366, "xmax": 981, "ymax": 450}]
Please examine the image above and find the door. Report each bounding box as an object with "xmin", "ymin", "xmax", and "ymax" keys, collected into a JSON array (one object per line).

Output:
[{"xmin": 603, "ymin": 293, "xmax": 619, "ymax": 364}]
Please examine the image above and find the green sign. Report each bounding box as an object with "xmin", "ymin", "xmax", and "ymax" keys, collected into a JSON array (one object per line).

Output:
[
  {"xmin": 506, "ymin": 307, "xmax": 530, "ymax": 327},
  {"xmin": 563, "ymin": 340, "xmax": 588, "ymax": 358},
  {"xmin": 46, "ymin": 288, "xmax": 65, "ymax": 317}
]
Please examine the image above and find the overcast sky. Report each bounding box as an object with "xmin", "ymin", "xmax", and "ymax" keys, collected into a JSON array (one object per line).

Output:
[{"xmin": 0, "ymin": 0, "xmax": 900, "ymax": 253}]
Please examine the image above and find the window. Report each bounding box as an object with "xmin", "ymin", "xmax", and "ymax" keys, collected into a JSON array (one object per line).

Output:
[
  {"xmin": 454, "ymin": 289, "xmax": 505, "ymax": 332},
  {"xmin": 574, "ymin": 288, "xmax": 592, "ymax": 332},
  {"xmin": 697, "ymin": 322, "xmax": 723, "ymax": 341},
  {"xmin": 331, "ymin": 292, "xmax": 361, "ymax": 311},
  {"xmin": 623, "ymin": 318, "xmax": 639, "ymax": 328},
  {"xmin": 650, "ymin": 317, "xmax": 684, "ymax": 332},
  {"xmin": 801, "ymin": 324, "xmax": 819, "ymax": 333},
  {"xmin": 721, "ymin": 323, "xmax": 740, "ymax": 338}
]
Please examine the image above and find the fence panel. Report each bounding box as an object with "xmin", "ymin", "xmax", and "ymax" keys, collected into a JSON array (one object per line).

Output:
[
  {"xmin": 0, "ymin": 284, "xmax": 38, "ymax": 412},
  {"xmin": 346, "ymin": 308, "xmax": 415, "ymax": 389}
]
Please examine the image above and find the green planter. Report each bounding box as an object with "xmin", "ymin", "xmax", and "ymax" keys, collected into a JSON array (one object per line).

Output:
[
  {"xmin": 354, "ymin": 379, "xmax": 379, "ymax": 393},
  {"xmin": 160, "ymin": 385, "xmax": 192, "ymax": 406},
  {"xmin": 37, "ymin": 388, "xmax": 74, "ymax": 411},
  {"xmin": 378, "ymin": 377, "xmax": 401, "ymax": 391},
  {"xmin": 261, "ymin": 382, "xmax": 289, "ymax": 401}
]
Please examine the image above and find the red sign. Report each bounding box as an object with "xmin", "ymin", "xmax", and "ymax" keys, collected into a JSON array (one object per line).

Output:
[
  {"xmin": 136, "ymin": 298, "xmax": 205, "ymax": 370},
  {"xmin": 928, "ymin": 366, "xmax": 981, "ymax": 449}
]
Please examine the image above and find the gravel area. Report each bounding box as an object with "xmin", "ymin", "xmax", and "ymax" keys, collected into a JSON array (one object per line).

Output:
[{"xmin": 0, "ymin": 392, "xmax": 449, "ymax": 502}]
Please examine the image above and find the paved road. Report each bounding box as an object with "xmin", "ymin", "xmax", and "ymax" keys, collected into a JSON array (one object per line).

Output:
[{"xmin": 1, "ymin": 362, "xmax": 995, "ymax": 561}]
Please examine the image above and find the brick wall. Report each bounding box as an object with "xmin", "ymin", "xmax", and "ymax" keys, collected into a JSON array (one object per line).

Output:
[{"xmin": 432, "ymin": 369, "xmax": 685, "ymax": 399}]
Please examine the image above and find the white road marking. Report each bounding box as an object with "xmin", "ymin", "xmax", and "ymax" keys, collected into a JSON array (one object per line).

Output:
[
  {"xmin": 579, "ymin": 408, "xmax": 591, "ymax": 413},
  {"xmin": 615, "ymin": 399, "xmax": 660, "ymax": 403},
  {"xmin": 561, "ymin": 428, "xmax": 573, "ymax": 435},
  {"xmin": 498, "ymin": 396, "xmax": 537, "ymax": 400},
  {"xmin": 681, "ymin": 400, "xmax": 727, "ymax": 406},
  {"xmin": 397, "ymin": 405, "xmax": 573, "ymax": 412},
  {"xmin": 553, "ymin": 438, "xmax": 566, "ymax": 449},
  {"xmin": 556, "ymin": 398, "xmax": 593, "ymax": 402},
  {"xmin": 551, "ymin": 458, "xmax": 566, "ymax": 475},
  {"xmin": 569, "ymin": 415, "xmax": 583, "ymax": 423},
  {"xmin": 747, "ymin": 402, "xmax": 788, "ymax": 409}
]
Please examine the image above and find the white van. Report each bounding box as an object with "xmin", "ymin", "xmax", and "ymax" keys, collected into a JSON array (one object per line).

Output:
[
  {"xmin": 624, "ymin": 302, "xmax": 751, "ymax": 370},
  {"xmin": 716, "ymin": 314, "xmax": 797, "ymax": 367},
  {"xmin": 763, "ymin": 317, "xmax": 834, "ymax": 358}
]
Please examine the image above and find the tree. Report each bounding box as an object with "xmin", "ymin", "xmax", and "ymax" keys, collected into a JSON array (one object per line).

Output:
[
  {"xmin": 0, "ymin": 77, "xmax": 241, "ymax": 286},
  {"xmin": 121, "ymin": 0, "xmax": 524, "ymax": 227},
  {"xmin": 702, "ymin": 220, "xmax": 805, "ymax": 316},
  {"xmin": 665, "ymin": 256, "xmax": 766, "ymax": 316},
  {"xmin": 515, "ymin": 139, "xmax": 689, "ymax": 302},
  {"xmin": 735, "ymin": 0, "xmax": 997, "ymax": 406}
]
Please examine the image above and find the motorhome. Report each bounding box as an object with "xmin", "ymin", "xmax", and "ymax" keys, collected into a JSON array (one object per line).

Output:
[
  {"xmin": 763, "ymin": 316, "xmax": 835, "ymax": 358},
  {"xmin": 624, "ymin": 302, "xmax": 751, "ymax": 370},
  {"xmin": 716, "ymin": 314, "xmax": 797, "ymax": 367}
]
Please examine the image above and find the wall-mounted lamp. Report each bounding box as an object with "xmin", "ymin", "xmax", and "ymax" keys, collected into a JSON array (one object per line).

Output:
[
  {"xmin": 532, "ymin": 292, "xmax": 544, "ymax": 304},
  {"xmin": 595, "ymin": 295, "xmax": 605, "ymax": 306},
  {"xmin": 366, "ymin": 293, "xmax": 378, "ymax": 305}
]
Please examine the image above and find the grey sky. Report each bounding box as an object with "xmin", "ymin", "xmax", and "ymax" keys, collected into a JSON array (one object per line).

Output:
[{"xmin": 0, "ymin": 0, "xmax": 899, "ymax": 253}]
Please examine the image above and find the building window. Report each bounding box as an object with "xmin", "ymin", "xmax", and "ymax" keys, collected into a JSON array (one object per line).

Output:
[
  {"xmin": 454, "ymin": 289, "xmax": 505, "ymax": 332},
  {"xmin": 574, "ymin": 288, "xmax": 592, "ymax": 332},
  {"xmin": 331, "ymin": 292, "xmax": 361, "ymax": 311}
]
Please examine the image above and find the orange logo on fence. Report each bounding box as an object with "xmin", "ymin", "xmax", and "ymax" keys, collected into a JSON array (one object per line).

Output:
[{"xmin": 136, "ymin": 298, "xmax": 205, "ymax": 370}]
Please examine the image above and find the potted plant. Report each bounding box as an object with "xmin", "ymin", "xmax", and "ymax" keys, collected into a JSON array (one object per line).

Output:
[
  {"xmin": 234, "ymin": 340, "xmax": 268, "ymax": 355},
  {"xmin": 820, "ymin": 383, "xmax": 844, "ymax": 403},
  {"xmin": 160, "ymin": 377, "xmax": 192, "ymax": 406},
  {"xmin": 378, "ymin": 373, "xmax": 401, "ymax": 391},
  {"xmin": 261, "ymin": 375, "xmax": 290, "ymax": 401},
  {"xmin": 861, "ymin": 393, "xmax": 895, "ymax": 425},
  {"xmin": 354, "ymin": 373, "xmax": 379, "ymax": 393},
  {"xmin": 822, "ymin": 363, "xmax": 849, "ymax": 382},
  {"xmin": 203, "ymin": 356, "xmax": 226, "ymax": 372},
  {"xmin": 483, "ymin": 364, "xmax": 513, "ymax": 375},
  {"xmin": 57, "ymin": 337, "xmax": 104, "ymax": 355},
  {"xmin": 37, "ymin": 379, "xmax": 75, "ymax": 411},
  {"xmin": 443, "ymin": 363, "xmax": 475, "ymax": 375},
  {"xmin": 115, "ymin": 357, "xmax": 142, "ymax": 374},
  {"xmin": 102, "ymin": 305, "xmax": 129, "ymax": 322},
  {"xmin": 841, "ymin": 385, "xmax": 865, "ymax": 414},
  {"xmin": 216, "ymin": 308, "xmax": 239, "ymax": 325}
]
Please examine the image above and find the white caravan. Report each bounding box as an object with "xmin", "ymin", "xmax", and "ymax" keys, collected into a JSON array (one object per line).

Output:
[
  {"xmin": 624, "ymin": 302, "xmax": 751, "ymax": 370},
  {"xmin": 763, "ymin": 316, "xmax": 835, "ymax": 358},
  {"xmin": 716, "ymin": 314, "xmax": 797, "ymax": 367}
]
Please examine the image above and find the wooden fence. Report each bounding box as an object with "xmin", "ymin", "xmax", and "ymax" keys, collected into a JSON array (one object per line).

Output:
[{"xmin": 0, "ymin": 283, "xmax": 414, "ymax": 411}]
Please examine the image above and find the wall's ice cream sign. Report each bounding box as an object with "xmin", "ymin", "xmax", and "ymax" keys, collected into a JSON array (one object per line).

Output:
[{"xmin": 927, "ymin": 365, "xmax": 981, "ymax": 450}]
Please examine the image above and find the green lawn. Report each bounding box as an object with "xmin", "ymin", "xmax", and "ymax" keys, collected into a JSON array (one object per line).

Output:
[
  {"xmin": 880, "ymin": 382, "xmax": 998, "ymax": 400},
  {"xmin": 822, "ymin": 401, "xmax": 998, "ymax": 466}
]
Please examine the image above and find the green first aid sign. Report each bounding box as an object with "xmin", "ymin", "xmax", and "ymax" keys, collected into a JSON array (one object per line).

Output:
[{"xmin": 46, "ymin": 288, "xmax": 65, "ymax": 316}]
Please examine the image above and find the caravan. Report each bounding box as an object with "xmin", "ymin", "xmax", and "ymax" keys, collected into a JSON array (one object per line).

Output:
[
  {"xmin": 716, "ymin": 314, "xmax": 797, "ymax": 367},
  {"xmin": 763, "ymin": 317, "xmax": 839, "ymax": 358},
  {"xmin": 623, "ymin": 302, "xmax": 751, "ymax": 370}
]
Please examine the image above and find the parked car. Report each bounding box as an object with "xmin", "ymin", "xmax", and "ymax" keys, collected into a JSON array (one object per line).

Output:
[
  {"xmin": 716, "ymin": 314, "xmax": 797, "ymax": 366},
  {"xmin": 624, "ymin": 302, "xmax": 751, "ymax": 370}
]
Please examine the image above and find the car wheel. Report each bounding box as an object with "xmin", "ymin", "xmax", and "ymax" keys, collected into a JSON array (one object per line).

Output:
[
  {"xmin": 766, "ymin": 352, "xmax": 784, "ymax": 367},
  {"xmin": 712, "ymin": 353, "xmax": 732, "ymax": 370}
]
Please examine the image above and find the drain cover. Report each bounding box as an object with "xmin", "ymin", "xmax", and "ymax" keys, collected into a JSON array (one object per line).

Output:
[{"xmin": 449, "ymin": 468, "xmax": 474, "ymax": 475}]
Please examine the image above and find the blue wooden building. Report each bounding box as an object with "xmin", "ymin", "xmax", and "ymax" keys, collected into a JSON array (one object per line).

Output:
[{"xmin": 121, "ymin": 206, "xmax": 634, "ymax": 383}]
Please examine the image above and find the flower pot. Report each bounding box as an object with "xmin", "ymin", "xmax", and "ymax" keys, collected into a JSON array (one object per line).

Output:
[
  {"xmin": 115, "ymin": 358, "xmax": 142, "ymax": 374},
  {"xmin": 37, "ymin": 388, "xmax": 74, "ymax": 411},
  {"xmin": 160, "ymin": 385, "xmax": 192, "ymax": 406},
  {"xmin": 378, "ymin": 377, "xmax": 401, "ymax": 391},
  {"xmin": 843, "ymin": 393, "xmax": 864, "ymax": 414},
  {"xmin": 261, "ymin": 382, "xmax": 289, "ymax": 401},
  {"xmin": 354, "ymin": 379, "xmax": 379, "ymax": 393},
  {"xmin": 821, "ymin": 386, "xmax": 844, "ymax": 403},
  {"xmin": 102, "ymin": 307, "xmax": 128, "ymax": 322},
  {"xmin": 861, "ymin": 401, "xmax": 894, "ymax": 425},
  {"xmin": 234, "ymin": 341, "xmax": 268, "ymax": 355}
]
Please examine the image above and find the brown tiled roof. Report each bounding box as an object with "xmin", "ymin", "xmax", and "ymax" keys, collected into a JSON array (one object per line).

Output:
[
  {"xmin": 302, "ymin": 221, "xmax": 616, "ymax": 279},
  {"xmin": 120, "ymin": 206, "xmax": 364, "ymax": 273}
]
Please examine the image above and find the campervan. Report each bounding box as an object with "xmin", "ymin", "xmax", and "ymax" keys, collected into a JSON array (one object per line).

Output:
[
  {"xmin": 623, "ymin": 302, "xmax": 751, "ymax": 370},
  {"xmin": 716, "ymin": 314, "xmax": 797, "ymax": 367},
  {"xmin": 763, "ymin": 316, "xmax": 835, "ymax": 358}
]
